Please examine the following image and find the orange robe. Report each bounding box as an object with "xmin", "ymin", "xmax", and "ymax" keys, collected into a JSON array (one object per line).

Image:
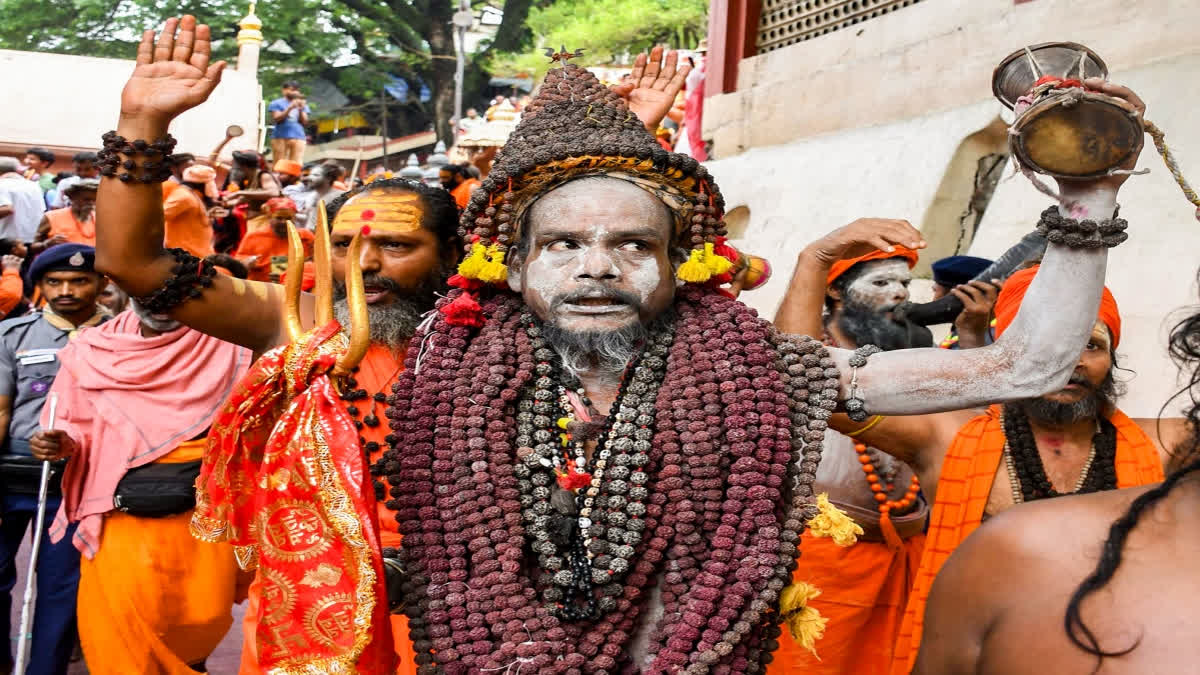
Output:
[
  {"xmin": 450, "ymin": 178, "xmax": 481, "ymax": 209},
  {"xmin": 0, "ymin": 267, "xmax": 22, "ymax": 316},
  {"xmin": 890, "ymin": 405, "xmax": 1164, "ymax": 675},
  {"xmin": 78, "ymin": 439, "xmax": 240, "ymax": 674},
  {"xmin": 771, "ymin": 532, "xmax": 925, "ymax": 675},
  {"xmin": 45, "ymin": 208, "xmax": 96, "ymax": 245},
  {"xmin": 163, "ymin": 186, "xmax": 215, "ymax": 257},
  {"xmin": 240, "ymin": 343, "xmax": 415, "ymax": 674},
  {"xmin": 235, "ymin": 228, "xmax": 313, "ymax": 282}
]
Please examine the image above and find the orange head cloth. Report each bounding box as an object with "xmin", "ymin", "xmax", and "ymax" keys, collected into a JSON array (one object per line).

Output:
[
  {"xmin": 994, "ymin": 265, "xmax": 1121, "ymax": 348},
  {"xmin": 264, "ymin": 196, "xmax": 298, "ymax": 216},
  {"xmin": 826, "ymin": 245, "xmax": 919, "ymax": 287}
]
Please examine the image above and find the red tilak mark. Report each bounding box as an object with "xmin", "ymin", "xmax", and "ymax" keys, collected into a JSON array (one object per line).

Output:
[
  {"xmin": 361, "ymin": 226, "xmax": 372, "ymax": 235},
  {"xmin": 360, "ymin": 209, "xmax": 375, "ymax": 221}
]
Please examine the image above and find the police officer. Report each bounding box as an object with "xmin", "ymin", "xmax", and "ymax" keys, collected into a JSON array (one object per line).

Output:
[{"xmin": 0, "ymin": 243, "xmax": 106, "ymax": 674}]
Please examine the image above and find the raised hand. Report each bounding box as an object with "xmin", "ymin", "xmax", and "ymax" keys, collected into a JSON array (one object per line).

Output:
[
  {"xmin": 611, "ymin": 45, "xmax": 691, "ymax": 133},
  {"xmin": 120, "ymin": 15, "xmax": 226, "ymax": 125},
  {"xmin": 805, "ymin": 218, "xmax": 927, "ymax": 267}
]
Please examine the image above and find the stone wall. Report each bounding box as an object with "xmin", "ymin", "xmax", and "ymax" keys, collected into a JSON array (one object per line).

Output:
[{"xmin": 704, "ymin": 0, "xmax": 1200, "ymax": 417}]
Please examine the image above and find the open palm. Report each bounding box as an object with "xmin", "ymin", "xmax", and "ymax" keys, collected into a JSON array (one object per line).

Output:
[
  {"xmin": 121, "ymin": 16, "xmax": 226, "ymax": 123},
  {"xmin": 611, "ymin": 46, "xmax": 691, "ymax": 133}
]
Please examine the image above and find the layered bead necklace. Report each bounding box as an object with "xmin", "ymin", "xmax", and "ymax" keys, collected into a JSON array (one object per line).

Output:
[
  {"xmin": 514, "ymin": 314, "xmax": 674, "ymax": 621},
  {"xmin": 1000, "ymin": 404, "xmax": 1118, "ymax": 503}
]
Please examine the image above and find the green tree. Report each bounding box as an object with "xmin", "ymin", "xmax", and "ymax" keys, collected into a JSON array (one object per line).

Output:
[
  {"xmin": 0, "ymin": 0, "xmax": 540, "ymax": 141},
  {"xmin": 488, "ymin": 0, "xmax": 707, "ymax": 79}
]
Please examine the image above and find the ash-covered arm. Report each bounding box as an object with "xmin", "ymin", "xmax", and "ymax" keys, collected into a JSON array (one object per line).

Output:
[{"xmin": 835, "ymin": 190, "xmax": 1112, "ymax": 415}]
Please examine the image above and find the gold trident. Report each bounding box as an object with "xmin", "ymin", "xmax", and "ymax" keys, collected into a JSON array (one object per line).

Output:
[{"xmin": 283, "ymin": 199, "xmax": 369, "ymax": 377}]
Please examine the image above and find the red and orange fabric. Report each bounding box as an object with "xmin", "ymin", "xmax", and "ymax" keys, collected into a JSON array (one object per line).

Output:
[
  {"xmin": 192, "ymin": 321, "xmax": 394, "ymax": 674},
  {"xmin": 771, "ymin": 532, "xmax": 925, "ymax": 675},
  {"xmin": 994, "ymin": 265, "xmax": 1122, "ymax": 347},
  {"xmin": 235, "ymin": 226, "xmax": 312, "ymax": 282},
  {"xmin": 889, "ymin": 405, "xmax": 1162, "ymax": 675},
  {"xmin": 826, "ymin": 245, "xmax": 919, "ymax": 286},
  {"xmin": 44, "ymin": 208, "xmax": 96, "ymax": 245}
]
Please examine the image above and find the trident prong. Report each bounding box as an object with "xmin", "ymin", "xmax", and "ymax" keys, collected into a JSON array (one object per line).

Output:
[
  {"xmin": 333, "ymin": 230, "xmax": 369, "ymax": 377},
  {"xmin": 313, "ymin": 200, "xmax": 334, "ymax": 326},
  {"xmin": 283, "ymin": 221, "xmax": 305, "ymax": 342}
]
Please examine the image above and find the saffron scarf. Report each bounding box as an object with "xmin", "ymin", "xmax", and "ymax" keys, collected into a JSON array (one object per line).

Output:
[
  {"xmin": 890, "ymin": 405, "xmax": 1163, "ymax": 675},
  {"xmin": 191, "ymin": 321, "xmax": 394, "ymax": 673},
  {"xmin": 46, "ymin": 310, "xmax": 250, "ymax": 557}
]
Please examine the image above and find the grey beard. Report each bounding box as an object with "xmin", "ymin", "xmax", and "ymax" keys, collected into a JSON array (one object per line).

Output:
[
  {"xmin": 1017, "ymin": 371, "xmax": 1122, "ymax": 426},
  {"xmin": 540, "ymin": 318, "xmax": 659, "ymax": 380},
  {"xmin": 835, "ymin": 299, "xmax": 933, "ymax": 351},
  {"xmin": 333, "ymin": 296, "xmax": 431, "ymax": 350}
]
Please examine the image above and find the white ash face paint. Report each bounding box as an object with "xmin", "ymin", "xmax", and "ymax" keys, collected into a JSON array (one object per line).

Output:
[
  {"xmin": 843, "ymin": 258, "xmax": 912, "ymax": 311},
  {"xmin": 510, "ymin": 177, "xmax": 678, "ymax": 335}
]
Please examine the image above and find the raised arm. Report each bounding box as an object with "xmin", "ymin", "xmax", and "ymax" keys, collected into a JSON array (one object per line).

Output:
[
  {"xmin": 94, "ymin": 16, "xmax": 295, "ymax": 356},
  {"xmin": 829, "ymin": 80, "xmax": 1146, "ymax": 417}
]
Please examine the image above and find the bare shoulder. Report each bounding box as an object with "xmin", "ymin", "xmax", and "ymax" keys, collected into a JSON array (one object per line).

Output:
[
  {"xmin": 973, "ymin": 486, "xmax": 1154, "ymax": 560},
  {"xmin": 1131, "ymin": 416, "xmax": 1192, "ymax": 468}
]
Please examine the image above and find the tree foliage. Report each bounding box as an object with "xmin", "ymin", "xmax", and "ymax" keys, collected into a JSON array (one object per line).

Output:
[
  {"xmin": 0, "ymin": 0, "xmax": 703, "ymax": 138},
  {"xmin": 488, "ymin": 0, "xmax": 707, "ymax": 78}
]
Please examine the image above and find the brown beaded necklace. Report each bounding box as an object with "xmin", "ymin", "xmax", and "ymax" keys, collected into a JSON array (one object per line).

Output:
[{"xmin": 340, "ymin": 364, "xmax": 404, "ymax": 500}]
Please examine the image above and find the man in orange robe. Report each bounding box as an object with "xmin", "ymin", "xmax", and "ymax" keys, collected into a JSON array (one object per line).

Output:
[
  {"xmin": 163, "ymin": 165, "xmax": 217, "ymax": 257},
  {"xmin": 37, "ymin": 179, "xmax": 98, "ymax": 245},
  {"xmin": 439, "ymin": 164, "xmax": 480, "ymax": 210},
  {"xmin": 30, "ymin": 303, "xmax": 251, "ymax": 674},
  {"xmin": 828, "ymin": 266, "xmax": 1168, "ymax": 675},
  {"xmin": 235, "ymin": 197, "xmax": 312, "ymax": 282},
  {"xmin": 771, "ymin": 230, "xmax": 932, "ymax": 674}
]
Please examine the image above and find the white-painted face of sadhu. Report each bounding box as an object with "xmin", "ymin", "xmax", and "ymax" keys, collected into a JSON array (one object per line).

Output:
[{"xmin": 508, "ymin": 177, "xmax": 680, "ymax": 336}]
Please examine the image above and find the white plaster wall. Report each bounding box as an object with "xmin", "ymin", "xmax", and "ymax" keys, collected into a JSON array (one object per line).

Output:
[
  {"xmin": 0, "ymin": 49, "xmax": 260, "ymax": 158},
  {"xmin": 708, "ymin": 53, "xmax": 1200, "ymax": 418}
]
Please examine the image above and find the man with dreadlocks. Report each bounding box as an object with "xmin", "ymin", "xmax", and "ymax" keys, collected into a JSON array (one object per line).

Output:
[
  {"xmin": 93, "ymin": 16, "xmax": 692, "ymax": 673},
  {"xmin": 98, "ymin": 17, "xmax": 1134, "ymax": 673},
  {"xmin": 914, "ymin": 295, "xmax": 1197, "ymax": 675},
  {"xmin": 366, "ymin": 44, "xmax": 1133, "ymax": 673}
]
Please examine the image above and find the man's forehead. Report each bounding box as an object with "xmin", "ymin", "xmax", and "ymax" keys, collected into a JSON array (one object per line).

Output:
[
  {"xmin": 1092, "ymin": 320, "xmax": 1112, "ymax": 344},
  {"xmin": 332, "ymin": 189, "xmax": 426, "ymax": 234},
  {"xmin": 529, "ymin": 178, "xmax": 672, "ymax": 232},
  {"xmin": 853, "ymin": 258, "xmax": 912, "ymax": 281}
]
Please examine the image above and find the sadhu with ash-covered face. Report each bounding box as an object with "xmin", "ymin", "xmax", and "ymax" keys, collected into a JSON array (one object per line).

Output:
[{"xmin": 96, "ymin": 15, "xmax": 1134, "ymax": 674}]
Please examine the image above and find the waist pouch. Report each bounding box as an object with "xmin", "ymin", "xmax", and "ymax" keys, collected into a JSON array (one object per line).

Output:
[
  {"xmin": 0, "ymin": 448, "xmax": 65, "ymax": 497},
  {"xmin": 113, "ymin": 460, "xmax": 202, "ymax": 517}
]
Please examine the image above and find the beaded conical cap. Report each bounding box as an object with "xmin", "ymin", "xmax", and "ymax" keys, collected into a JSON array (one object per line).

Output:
[{"xmin": 456, "ymin": 55, "xmax": 732, "ymax": 285}]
